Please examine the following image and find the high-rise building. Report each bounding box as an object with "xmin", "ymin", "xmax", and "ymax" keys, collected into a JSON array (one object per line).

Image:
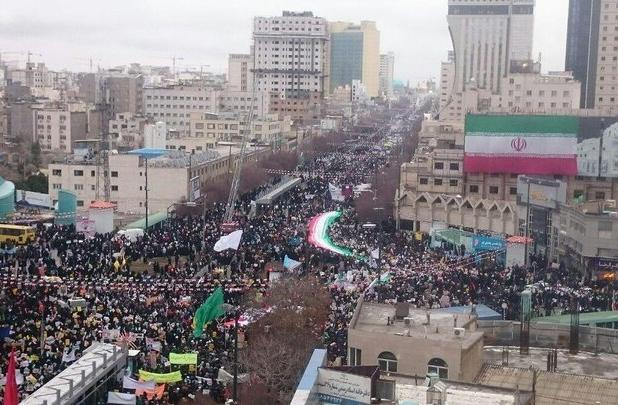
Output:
[
  {"xmin": 594, "ymin": 0, "xmax": 618, "ymax": 111},
  {"xmin": 447, "ymin": 0, "xmax": 535, "ymax": 94},
  {"xmin": 227, "ymin": 53, "xmax": 254, "ymax": 92},
  {"xmin": 102, "ymin": 73, "xmax": 144, "ymax": 117},
  {"xmin": 379, "ymin": 52, "xmax": 395, "ymax": 99},
  {"xmin": 565, "ymin": 0, "xmax": 601, "ymax": 109},
  {"xmin": 253, "ymin": 11, "xmax": 329, "ymax": 123},
  {"xmin": 329, "ymin": 21, "xmax": 380, "ymax": 97}
]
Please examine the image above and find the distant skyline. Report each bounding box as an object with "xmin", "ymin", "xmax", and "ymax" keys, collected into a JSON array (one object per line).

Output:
[{"xmin": 0, "ymin": 0, "xmax": 569, "ymax": 84}]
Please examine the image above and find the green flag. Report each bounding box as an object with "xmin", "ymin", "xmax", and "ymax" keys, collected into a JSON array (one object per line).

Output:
[{"xmin": 193, "ymin": 287, "xmax": 225, "ymax": 338}]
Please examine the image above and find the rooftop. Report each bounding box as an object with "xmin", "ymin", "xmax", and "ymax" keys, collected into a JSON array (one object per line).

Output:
[
  {"xmin": 351, "ymin": 302, "xmax": 483, "ymax": 345},
  {"xmin": 476, "ymin": 360, "xmax": 618, "ymax": 405},
  {"xmin": 483, "ymin": 346, "xmax": 618, "ymax": 379},
  {"xmin": 395, "ymin": 376, "xmax": 531, "ymax": 405}
]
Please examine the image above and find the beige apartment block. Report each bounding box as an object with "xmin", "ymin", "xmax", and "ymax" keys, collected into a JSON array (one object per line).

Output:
[
  {"xmin": 595, "ymin": 0, "xmax": 618, "ymax": 111},
  {"xmin": 143, "ymin": 85, "xmax": 270, "ymax": 136},
  {"xmin": 164, "ymin": 112, "xmax": 291, "ymax": 150},
  {"xmin": 34, "ymin": 108, "xmax": 87, "ymax": 152},
  {"xmin": 47, "ymin": 147, "xmax": 269, "ymax": 213},
  {"xmin": 347, "ymin": 300, "xmax": 484, "ymax": 383},
  {"xmin": 227, "ymin": 53, "xmax": 254, "ymax": 92}
]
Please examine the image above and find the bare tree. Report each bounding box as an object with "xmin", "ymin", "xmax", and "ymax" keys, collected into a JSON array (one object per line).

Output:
[{"xmin": 240, "ymin": 276, "xmax": 331, "ymax": 403}]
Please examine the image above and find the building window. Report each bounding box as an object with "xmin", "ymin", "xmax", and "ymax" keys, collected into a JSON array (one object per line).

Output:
[
  {"xmin": 449, "ymin": 179, "xmax": 458, "ymax": 187},
  {"xmin": 489, "ymin": 186, "xmax": 499, "ymax": 194},
  {"xmin": 52, "ymin": 183, "xmax": 61, "ymax": 190},
  {"xmin": 111, "ymin": 171, "xmax": 119, "ymax": 178},
  {"xmin": 111, "ymin": 185, "xmax": 119, "ymax": 191},
  {"xmin": 74, "ymin": 184, "xmax": 84, "ymax": 191},
  {"xmin": 378, "ymin": 352, "xmax": 397, "ymax": 373},
  {"xmin": 434, "ymin": 179, "xmax": 443, "ymax": 186},
  {"xmin": 349, "ymin": 347, "xmax": 362, "ymax": 366},
  {"xmin": 52, "ymin": 169, "xmax": 62, "ymax": 176},
  {"xmin": 428, "ymin": 358, "xmax": 448, "ymax": 379},
  {"xmin": 91, "ymin": 170, "xmax": 96, "ymax": 177},
  {"xmin": 449, "ymin": 163, "xmax": 459, "ymax": 171},
  {"xmin": 76, "ymin": 200, "xmax": 84, "ymax": 207},
  {"xmin": 434, "ymin": 162, "xmax": 444, "ymax": 170},
  {"xmin": 420, "ymin": 178, "xmax": 429, "ymax": 185},
  {"xmin": 595, "ymin": 191, "xmax": 606, "ymax": 200},
  {"xmin": 469, "ymin": 185, "xmax": 479, "ymax": 193},
  {"xmin": 509, "ymin": 187, "xmax": 517, "ymax": 195},
  {"xmin": 74, "ymin": 170, "xmax": 84, "ymax": 176}
]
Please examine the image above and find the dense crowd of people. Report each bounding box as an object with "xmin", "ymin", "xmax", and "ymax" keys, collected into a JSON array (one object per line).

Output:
[{"xmin": 0, "ymin": 115, "xmax": 615, "ymax": 404}]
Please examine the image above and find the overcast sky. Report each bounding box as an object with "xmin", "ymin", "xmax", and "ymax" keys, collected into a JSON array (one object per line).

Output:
[{"xmin": 0, "ymin": 0, "xmax": 568, "ymax": 84}]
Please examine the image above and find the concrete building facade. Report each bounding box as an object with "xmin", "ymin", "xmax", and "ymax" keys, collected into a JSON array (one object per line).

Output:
[
  {"xmin": 47, "ymin": 148, "xmax": 266, "ymax": 213},
  {"xmin": 551, "ymin": 202, "xmax": 618, "ymax": 272},
  {"xmin": 102, "ymin": 74, "xmax": 144, "ymax": 117},
  {"xmin": 253, "ymin": 11, "xmax": 329, "ymax": 123},
  {"xmin": 34, "ymin": 108, "xmax": 87, "ymax": 152},
  {"xmin": 379, "ymin": 52, "xmax": 395, "ymax": 99},
  {"xmin": 347, "ymin": 300, "xmax": 484, "ymax": 383},
  {"xmin": 595, "ymin": 0, "xmax": 618, "ymax": 111},
  {"xmin": 447, "ymin": 0, "xmax": 535, "ymax": 94},
  {"xmin": 143, "ymin": 85, "xmax": 269, "ymax": 136},
  {"xmin": 227, "ymin": 53, "xmax": 254, "ymax": 92},
  {"xmin": 329, "ymin": 21, "xmax": 380, "ymax": 97},
  {"xmin": 108, "ymin": 112, "xmax": 148, "ymax": 150}
]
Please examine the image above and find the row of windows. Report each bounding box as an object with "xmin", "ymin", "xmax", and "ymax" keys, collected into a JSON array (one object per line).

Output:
[
  {"xmin": 434, "ymin": 162, "xmax": 460, "ymax": 171},
  {"xmin": 350, "ymin": 348, "xmax": 449, "ymax": 378},
  {"xmin": 72, "ymin": 170, "xmax": 118, "ymax": 177},
  {"xmin": 420, "ymin": 178, "xmax": 460, "ymax": 187}
]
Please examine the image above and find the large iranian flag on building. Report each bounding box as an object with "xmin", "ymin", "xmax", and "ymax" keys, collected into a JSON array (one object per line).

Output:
[{"xmin": 464, "ymin": 115, "xmax": 578, "ymax": 176}]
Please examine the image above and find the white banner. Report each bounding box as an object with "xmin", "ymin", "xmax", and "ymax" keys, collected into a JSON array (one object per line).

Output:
[
  {"xmin": 465, "ymin": 134, "xmax": 576, "ymax": 156},
  {"xmin": 108, "ymin": 392, "xmax": 136, "ymax": 405},
  {"xmin": 122, "ymin": 376, "xmax": 156, "ymax": 391}
]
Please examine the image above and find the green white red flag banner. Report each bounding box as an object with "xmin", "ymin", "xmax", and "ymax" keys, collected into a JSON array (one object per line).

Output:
[{"xmin": 464, "ymin": 115, "xmax": 578, "ymax": 175}]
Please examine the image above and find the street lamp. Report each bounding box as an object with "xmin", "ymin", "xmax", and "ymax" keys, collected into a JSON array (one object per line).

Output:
[{"xmin": 222, "ymin": 303, "xmax": 240, "ymax": 405}]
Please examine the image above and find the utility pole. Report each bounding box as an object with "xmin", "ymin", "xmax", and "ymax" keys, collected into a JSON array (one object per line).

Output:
[
  {"xmin": 145, "ymin": 158, "xmax": 149, "ymax": 229},
  {"xmin": 233, "ymin": 313, "xmax": 239, "ymax": 404},
  {"xmin": 524, "ymin": 180, "xmax": 531, "ymax": 268}
]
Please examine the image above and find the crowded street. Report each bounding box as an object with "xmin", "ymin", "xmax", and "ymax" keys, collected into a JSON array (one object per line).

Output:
[{"xmin": 0, "ymin": 113, "xmax": 614, "ymax": 404}]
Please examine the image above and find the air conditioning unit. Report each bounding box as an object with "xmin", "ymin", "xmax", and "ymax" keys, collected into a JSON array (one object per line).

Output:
[{"xmin": 453, "ymin": 327, "xmax": 466, "ymax": 338}]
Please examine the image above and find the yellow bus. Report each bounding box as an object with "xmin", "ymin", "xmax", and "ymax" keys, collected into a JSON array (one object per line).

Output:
[{"xmin": 0, "ymin": 224, "xmax": 36, "ymax": 245}]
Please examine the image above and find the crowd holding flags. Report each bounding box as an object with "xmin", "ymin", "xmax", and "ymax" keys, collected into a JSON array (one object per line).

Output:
[{"xmin": 193, "ymin": 287, "xmax": 225, "ymax": 338}]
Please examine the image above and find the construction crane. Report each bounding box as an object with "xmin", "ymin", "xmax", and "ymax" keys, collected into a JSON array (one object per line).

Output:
[
  {"xmin": 26, "ymin": 51, "xmax": 42, "ymax": 65},
  {"xmin": 220, "ymin": 75, "xmax": 259, "ymax": 233}
]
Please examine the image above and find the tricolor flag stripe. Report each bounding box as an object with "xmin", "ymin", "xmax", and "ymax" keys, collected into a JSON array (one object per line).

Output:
[
  {"xmin": 465, "ymin": 114, "xmax": 579, "ymax": 134},
  {"xmin": 464, "ymin": 156, "xmax": 578, "ymax": 175},
  {"xmin": 465, "ymin": 136, "xmax": 577, "ymax": 154}
]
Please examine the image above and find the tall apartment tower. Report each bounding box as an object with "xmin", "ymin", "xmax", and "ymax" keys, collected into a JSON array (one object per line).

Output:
[
  {"xmin": 379, "ymin": 52, "xmax": 395, "ymax": 98},
  {"xmin": 565, "ymin": 0, "xmax": 602, "ymax": 108},
  {"xmin": 228, "ymin": 52, "xmax": 254, "ymax": 92},
  {"xmin": 329, "ymin": 21, "xmax": 380, "ymax": 97},
  {"xmin": 447, "ymin": 0, "xmax": 535, "ymax": 93},
  {"xmin": 594, "ymin": 0, "xmax": 618, "ymax": 110},
  {"xmin": 253, "ymin": 11, "xmax": 329, "ymax": 122}
]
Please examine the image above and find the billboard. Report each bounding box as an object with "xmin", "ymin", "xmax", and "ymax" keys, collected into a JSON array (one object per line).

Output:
[
  {"xmin": 464, "ymin": 114, "xmax": 618, "ymax": 178},
  {"xmin": 472, "ymin": 236, "xmax": 506, "ymax": 252},
  {"xmin": 516, "ymin": 176, "xmax": 567, "ymax": 209},
  {"xmin": 316, "ymin": 368, "xmax": 373, "ymax": 405},
  {"xmin": 189, "ymin": 176, "xmax": 200, "ymax": 202}
]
